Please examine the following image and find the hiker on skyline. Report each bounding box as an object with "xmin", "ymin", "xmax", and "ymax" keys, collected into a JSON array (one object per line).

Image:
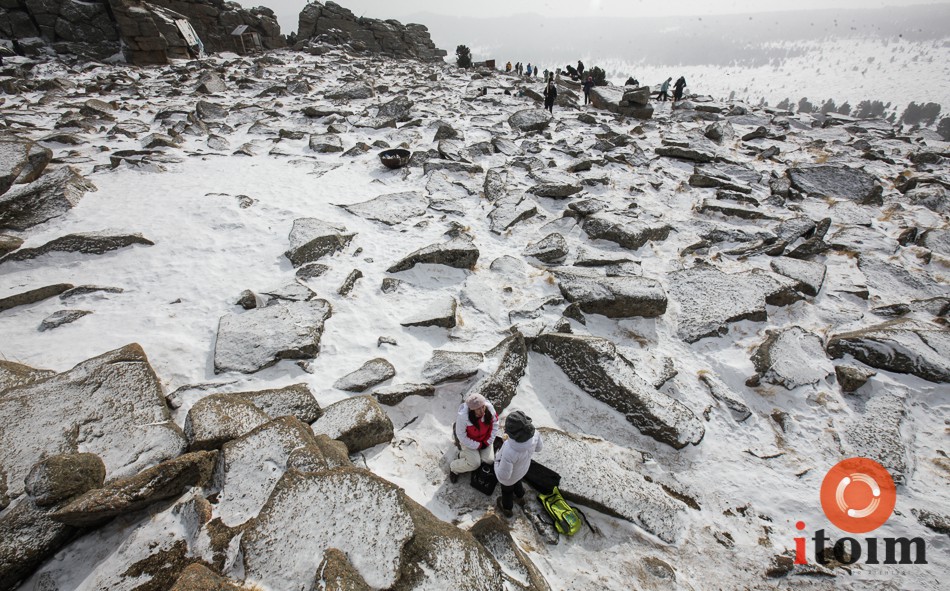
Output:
[
  {"xmin": 577, "ymin": 60, "xmax": 585, "ymax": 77},
  {"xmin": 449, "ymin": 393, "xmax": 498, "ymax": 483},
  {"xmin": 494, "ymin": 411, "xmax": 543, "ymax": 518},
  {"xmin": 673, "ymin": 76, "xmax": 687, "ymax": 102},
  {"xmin": 658, "ymin": 77, "xmax": 672, "ymax": 101},
  {"xmin": 583, "ymin": 75, "xmax": 594, "ymax": 105},
  {"xmin": 544, "ymin": 80, "xmax": 558, "ymax": 113}
]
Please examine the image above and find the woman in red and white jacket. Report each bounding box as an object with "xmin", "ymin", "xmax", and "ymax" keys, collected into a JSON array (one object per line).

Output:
[{"xmin": 449, "ymin": 393, "xmax": 498, "ymax": 482}]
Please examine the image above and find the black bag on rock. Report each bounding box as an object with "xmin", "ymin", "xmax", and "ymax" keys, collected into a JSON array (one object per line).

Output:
[
  {"xmin": 524, "ymin": 460, "xmax": 561, "ymax": 495},
  {"xmin": 470, "ymin": 462, "xmax": 498, "ymax": 495}
]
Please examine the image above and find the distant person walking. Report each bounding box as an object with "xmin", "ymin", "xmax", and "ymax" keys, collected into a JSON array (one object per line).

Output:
[
  {"xmin": 582, "ymin": 75, "xmax": 594, "ymax": 105},
  {"xmin": 533, "ymin": 65, "xmax": 538, "ymax": 77},
  {"xmin": 673, "ymin": 76, "xmax": 687, "ymax": 102},
  {"xmin": 525, "ymin": 63, "xmax": 532, "ymax": 77},
  {"xmin": 658, "ymin": 77, "xmax": 672, "ymax": 102},
  {"xmin": 543, "ymin": 80, "xmax": 558, "ymax": 113},
  {"xmin": 506, "ymin": 61, "xmax": 512, "ymax": 73}
]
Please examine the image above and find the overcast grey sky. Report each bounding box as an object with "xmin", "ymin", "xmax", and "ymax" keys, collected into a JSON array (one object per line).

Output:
[{"xmin": 253, "ymin": 0, "xmax": 950, "ymax": 37}]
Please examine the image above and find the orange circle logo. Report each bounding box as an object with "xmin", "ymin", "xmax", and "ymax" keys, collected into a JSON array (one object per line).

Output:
[{"xmin": 820, "ymin": 457, "xmax": 896, "ymax": 534}]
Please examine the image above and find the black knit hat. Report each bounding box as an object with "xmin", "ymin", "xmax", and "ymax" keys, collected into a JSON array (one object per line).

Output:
[{"xmin": 505, "ymin": 411, "xmax": 535, "ymax": 443}]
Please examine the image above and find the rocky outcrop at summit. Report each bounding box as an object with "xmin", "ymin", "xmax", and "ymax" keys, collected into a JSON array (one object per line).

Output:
[{"xmin": 297, "ymin": 1, "xmax": 446, "ymax": 61}]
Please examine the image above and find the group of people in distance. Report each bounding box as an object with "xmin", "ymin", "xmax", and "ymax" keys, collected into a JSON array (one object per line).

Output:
[
  {"xmin": 658, "ymin": 75, "xmax": 688, "ymax": 103},
  {"xmin": 448, "ymin": 393, "xmax": 542, "ymax": 518}
]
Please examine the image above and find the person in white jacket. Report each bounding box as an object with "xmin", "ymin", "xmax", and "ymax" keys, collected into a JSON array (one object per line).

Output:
[
  {"xmin": 494, "ymin": 410, "xmax": 543, "ymax": 517},
  {"xmin": 449, "ymin": 393, "xmax": 499, "ymax": 483}
]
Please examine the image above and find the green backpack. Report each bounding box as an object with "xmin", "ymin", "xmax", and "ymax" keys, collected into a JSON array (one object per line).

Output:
[{"xmin": 538, "ymin": 486, "xmax": 582, "ymax": 536}]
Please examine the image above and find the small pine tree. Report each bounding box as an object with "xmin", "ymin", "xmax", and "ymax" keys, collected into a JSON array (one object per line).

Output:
[
  {"xmin": 455, "ymin": 45, "xmax": 472, "ymax": 69},
  {"xmin": 797, "ymin": 98, "xmax": 814, "ymax": 114},
  {"xmin": 937, "ymin": 117, "xmax": 950, "ymax": 141},
  {"xmin": 820, "ymin": 99, "xmax": 837, "ymax": 114},
  {"xmin": 837, "ymin": 102, "xmax": 852, "ymax": 116},
  {"xmin": 776, "ymin": 98, "xmax": 791, "ymax": 111},
  {"xmin": 589, "ymin": 66, "xmax": 607, "ymax": 86}
]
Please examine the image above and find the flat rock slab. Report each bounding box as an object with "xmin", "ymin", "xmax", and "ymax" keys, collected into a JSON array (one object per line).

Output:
[
  {"xmin": 583, "ymin": 215, "xmax": 672, "ymax": 251},
  {"xmin": 533, "ymin": 429, "xmax": 686, "ymax": 543},
  {"xmin": 0, "ymin": 283, "xmax": 74, "ymax": 314},
  {"xmin": 0, "ymin": 344, "xmax": 186, "ymax": 499},
  {"xmin": 858, "ymin": 256, "xmax": 948, "ymax": 304},
  {"xmin": 215, "ymin": 416, "xmax": 327, "ymax": 527},
  {"xmin": 184, "ymin": 394, "xmax": 271, "ymax": 451},
  {"xmin": 470, "ymin": 514, "xmax": 551, "ymax": 591},
  {"xmin": 557, "ymin": 273, "xmax": 668, "ymax": 318},
  {"xmin": 39, "ymin": 309, "xmax": 92, "ymax": 331},
  {"xmin": 489, "ymin": 194, "xmax": 538, "ymax": 233},
  {"xmin": 422, "ymin": 350, "xmax": 484, "ymax": 384},
  {"xmin": 0, "ymin": 166, "xmax": 96, "ymax": 230},
  {"xmin": 387, "ymin": 237, "xmax": 479, "ymax": 273},
  {"xmin": 285, "ymin": 218, "xmax": 355, "ymax": 267},
  {"xmin": 533, "ymin": 333, "xmax": 704, "ymax": 449},
  {"xmin": 0, "ymin": 134, "xmax": 52, "ymax": 194},
  {"xmin": 312, "ymin": 396, "xmax": 394, "ymax": 453},
  {"xmin": 326, "ymin": 82, "xmax": 374, "ymax": 100},
  {"xmin": 232, "ymin": 383, "xmax": 322, "ymax": 423},
  {"xmin": 699, "ymin": 199, "xmax": 776, "ymax": 220},
  {"xmin": 213, "ymin": 300, "xmax": 332, "ymax": 374},
  {"xmin": 0, "ymin": 360, "xmax": 55, "ymax": 397},
  {"xmin": 751, "ymin": 327, "xmax": 832, "ymax": 389},
  {"xmin": 49, "ymin": 451, "xmax": 216, "ymax": 527},
  {"xmin": 528, "ymin": 171, "xmax": 583, "ymax": 199},
  {"xmin": 770, "ymin": 257, "xmax": 826, "ymax": 297},
  {"xmin": 508, "ymin": 109, "xmax": 553, "ymax": 132},
  {"xmin": 334, "ymin": 358, "xmax": 396, "ymax": 392},
  {"xmin": 337, "ymin": 191, "xmax": 428, "ymax": 226},
  {"xmin": 668, "ymin": 265, "xmax": 800, "ymax": 343},
  {"xmin": 0, "ymin": 232, "xmax": 153, "ymax": 264},
  {"xmin": 400, "ymin": 296, "xmax": 458, "ymax": 328},
  {"xmin": 844, "ymin": 393, "xmax": 909, "ymax": 483},
  {"xmin": 523, "ymin": 233, "xmax": 569, "ymax": 264},
  {"xmin": 788, "ymin": 165, "xmax": 878, "ymax": 202},
  {"xmin": 372, "ymin": 383, "xmax": 435, "ymax": 406},
  {"xmin": 826, "ymin": 319, "xmax": 950, "ymax": 383}
]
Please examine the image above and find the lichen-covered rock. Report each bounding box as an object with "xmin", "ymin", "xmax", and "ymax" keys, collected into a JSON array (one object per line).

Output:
[
  {"xmin": 184, "ymin": 394, "xmax": 271, "ymax": 451},
  {"xmin": 24, "ymin": 452, "xmax": 105, "ymax": 507},
  {"xmin": 557, "ymin": 273, "xmax": 668, "ymax": 318},
  {"xmin": 751, "ymin": 327, "xmax": 832, "ymax": 389},
  {"xmin": 533, "ymin": 333, "xmax": 704, "ymax": 449},
  {"xmin": 834, "ymin": 365, "xmax": 876, "ymax": 394},
  {"xmin": 465, "ymin": 333, "xmax": 527, "ymax": 413},
  {"xmin": 372, "ymin": 383, "xmax": 435, "ymax": 406},
  {"xmin": 400, "ymin": 296, "xmax": 458, "ymax": 329},
  {"xmin": 312, "ymin": 396, "xmax": 394, "ymax": 453},
  {"xmin": 523, "ymin": 233, "xmax": 569, "ymax": 263},
  {"xmin": 0, "ymin": 166, "xmax": 95, "ymax": 230},
  {"xmin": 213, "ymin": 300, "xmax": 332, "ymax": 374},
  {"xmin": 422, "ymin": 350, "xmax": 484, "ymax": 384},
  {"xmin": 0, "ymin": 497, "xmax": 76, "ymax": 591},
  {"xmin": 0, "ymin": 344, "xmax": 186, "ymax": 500},
  {"xmin": 338, "ymin": 191, "xmax": 428, "ymax": 226},
  {"xmin": 314, "ymin": 547, "xmax": 373, "ymax": 591},
  {"xmin": 49, "ymin": 451, "xmax": 216, "ymax": 527},
  {"xmin": 470, "ymin": 514, "xmax": 551, "ymax": 591},
  {"xmin": 334, "ymin": 358, "xmax": 396, "ymax": 392},
  {"xmin": 508, "ymin": 109, "xmax": 553, "ymax": 133},
  {"xmin": 285, "ymin": 218, "xmax": 355, "ymax": 267},
  {"xmin": 788, "ymin": 165, "xmax": 880, "ymax": 203},
  {"xmin": 533, "ymin": 429, "xmax": 687, "ymax": 543},
  {"xmin": 387, "ymin": 237, "xmax": 479, "ymax": 273},
  {"xmin": 232, "ymin": 383, "xmax": 322, "ymax": 423},
  {"xmin": 215, "ymin": 416, "xmax": 327, "ymax": 527},
  {"xmin": 826, "ymin": 319, "xmax": 950, "ymax": 383},
  {"xmin": 582, "ymin": 215, "xmax": 672, "ymax": 251},
  {"xmin": 170, "ymin": 564, "xmax": 245, "ymax": 591},
  {"xmin": 0, "ymin": 360, "xmax": 55, "ymax": 397},
  {"xmin": 770, "ymin": 257, "xmax": 826, "ymax": 297}
]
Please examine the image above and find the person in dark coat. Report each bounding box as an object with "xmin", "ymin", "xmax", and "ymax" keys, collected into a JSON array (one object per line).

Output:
[
  {"xmin": 543, "ymin": 80, "xmax": 557, "ymax": 113},
  {"xmin": 673, "ymin": 76, "xmax": 687, "ymax": 102},
  {"xmin": 582, "ymin": 75, "xmax": 594, "ymax": 105},
  {"xmin": 577, "ymin": 60, "xmax": 585, "ymax": 77}
]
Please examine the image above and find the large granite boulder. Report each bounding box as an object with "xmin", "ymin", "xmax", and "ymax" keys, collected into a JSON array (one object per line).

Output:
[
  {"xmin": 241, "ymin": 468, "xmax": 501, "ymax": 590},
  {"xmin": 533, "ymin": 333, "xmax": 704, "ymax": 449},
  {"xmin": 0, "ymin": 344, "xmax": 186, "ymax": 500},
  {"xmin": 231, "ymin": 383, "xmax": 322, "ymax": 424},
  {"xmin": 285, "ymin": 218, "xmax": 355, "ymax": 267},
  {"xmin": 24, "ymin": 453, "xmax": 106, "ymax": 507},
  {"xmin": 557, "ymin": 273, "xmax": 668, "ymax": 318},
  {"xmin": 589, "ymin": 86, "xmax": 654, "ymax": 120},
  {"xmin": 751, "ymin": 327, "xmax": 832, "ymax": 389},
  {"xmin": 0, "ymin": 134, "xmax": 52, "ymax": 195},
  {"xmin": 387, "ymin": 237, "xmax": 479, "ymax": 273},
  {"xmin": 582, "ymin": 215, "xmax": 672, "ymax": 251},
  {"xmin": 0, "ymin": 360, "xmax": 56, "ymax": 397},
  {"xmin": 0, "ymin": 497, "xmax": 76, "ymax": 591},
  {"xmin": 334, "ymin": 358, "xmax": 396, "ymax": 392},
  {"xmin": 470, "ymin": 514, "xmax": 551, "ymax": 591},
  {"xmin": 312, "ymin": 395, "xmax": 394, "ymax": 453},
  {"xmin": 183, "ymin": 395, "xmax": 271, "ymax": 451},
  {"xmin": 337, "ymin": 191, "xmax": 428, "ymax": 226},
  {"xmin": 826, "ymin": 319, "xmax": 950, "ymax": 383},
  {"xmin": 464, "ymin": 333, "xmax": 527, "ymax": 413},
  {"xmin": 533, "ymin": 429, "xmax": 687, "ymax": 543},
  {"xmin": 788, "ymin": 165, "xmax": 880, "ymax": 204},
  {"xmin": 213, "ymin": 300, "xmax": 332, "ymax": 374},
  {"xmin": 508, "ymin": 109, "xmax": 553, "ymax": 133},
  {"xmin": 0, "ymin": 166, "xmax": 95, "ymax": 231}
]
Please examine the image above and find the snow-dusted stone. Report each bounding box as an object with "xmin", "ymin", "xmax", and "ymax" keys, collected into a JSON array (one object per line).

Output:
[
  {"xmin": 704, "ymin": 120, "xmax": 735, "ymax": 144},
  {"xmin": 241, "ymin": 468, "xmax": 502, "ymax": 590},
  {"xmin": 170, "ymin": 564, "xmax": 244, "ymax": 591},
  {"xmin": 697, "ymin": 373, "xmax": 751, "ymax": 420},
  {"xmin": 508, "ymin": 109, "xmax": 553, "ymax": 132},
  {"xmin": 557, "ymin": 273, "xmax": 668, "ymax": 318},
  {"xmin": 858, "ymin": 256, "xmax": 947, "ymax": 303},
  {"xmin": 527, "ymin": 171, "xmax": 583, "ymax": 199},
  {"xmin": 917, "ymin": 228, "xmax": 950, "ymax": 257},
  {"xmin": 24, "ymin": 453, "xmax": 105, "ymax": 507},
  {"xmin": 533, "ymin": 333, "xmax": 704, "ymax": 449},
  {"xmin": 49, "ymin": 451, "xmax": 216, "ymax": 527},
  {"xmin": 0, "ymin": 135, "xmax": 51, "ymax": 194},
  {"xmin": 466, "ymin": 333, "xmax": 528, "ymax": 413},
  {"xmin": 787, "ymin": 165, "xmax": 880, "ymax": 203},
  {"xmin": 312, "ymin": 396, "xmax": 394, "ymax": 453},
  {"xmin": 422, "ymin": 350, "xmax": 484, "ymax": 384},
  {"xmin": 372, "ymin": 383, "xmax": 435, "ymax": 406},
  {"xmin": 400, "ymin": 296, "xmax": 457, "ymax": 328},
  {"xmin": 309, "ymin": 133, "xmax": 344, "ymax": 153},
  {"xmin": 142, "ymin": 133, "xmax": 182, "ymax": 149},
  {"xmin": 826, "ymin": 319, "xmax": 950, "ymax": 383},
  {"xmin": 0, "ymin": 234, "xmax": 22, "ymax": 257},
  {"xmin": 582, "ymin": 215, "xmax": 672, "ymax": 251},
  {"xmin": 533, "ymin": 429, "xmax": 686, "ymax": 543},
  {"xmin": 0, "ymin": 360, "xmax": 55, "ymax": 397},
  {"xmin": 668, "ymin": 265, "xmax": 801, "ymax": 343},
  {"xmin": 770, "ymin": 257, "xmax": 826, "ymax": 297},
  {"xmin": 835, "ymin": 365, "xmax": 876, "ymax": 394},
  {"xmin": 231, "ymin": 383, "xmax": 322, "ymax": 423},
  {"xmin": 195, "ymin": 100, "xmax": 228, "ymax": 121},
  {"xmin": 334, "ymin": 358, "xmax": 396, "ymax": 392},
  {"xmin": 0, "ymin": 231, "xmax": 153, "ymax": 264},
  {"xmin": 377, "ymin": 95, "xmax": 414, "ymax": 121},
  {"xmin": 489, "ymin": 194, "xmax": 538, "ymax": 233},
  {"xmin": 315, "ymin": 548, "xmax": 372, "ymax": 590},
  {"xmin": 260, "ymin": 282, "xmax": 317, "ymax": 303},
  {"xmin": 699, "ymin": 199, "xmax": 775, "ymax": 220},
  {"xmin": 422, "ymin": 160, "xmax": 484, "ymax": 175},
  {"xmin": 213, "ymin": 299, "xmax": 332, "ymax": 374},
  {"xmin": 0, "ymin": 283, "xmax": 73, "ymax": 313},
  {"xmin": 38, "ymin": 309, "xmax": 92, "ymax": 331},
  {"xmin": 338, "ymin": 191, "xmax": 428, "ymax": 226},
  {"xmin": 751, "ymin": 327, "xmax": 832, "ymax": 389},
  {"xmin": 0, "ymin": 497, "xmax": 76, "ymax": 590},
  {"xmin": 912, "ymin": 510, "xmax": 950, "ymax": 537},
  {"xmin": 387, "ymin": 237, "xmax": 479, "ymax": 273},
  {"xmin": 654, "ymin": 144, "xmax": 715, "ymax": 163},
  {"xmin": 326, "ymin": 82, "xmax": 374, "ymax": 100},
  {"xmin": 197, "ymin": 72, "xmax": 227, "ymax": 94},
  {"xmin": 589, "ymin": 86, "xmax": 654, "ymax": 119},
  {"xmin": 184, "ymin": 394, "xmax": 271, "ymax": 451},
  {"xmin": 470, "ymin": 514, "xmax": 552, "ymax": 591},
  {"xmin": 905, "ymin": 184, "xmax": 948, "ymax": 213},
  {"xmin": 0, "ymin": 166, "xmax": 96, "ymax": 230},
  {"xmin": 483, "ymin": 167, "xmax": 508, "ymax": 201},
  {"xmin": 844, "ymin": 393, "xmax": 909, "ymax": 483},
  {"xmin": 285, "ymin": 218, "xmax": 355, "ymax": 267},
  {"xmin": 523, "ymin": 233, "xmax": 569, "ymax": 263},
  {"xmin": 215, "ymin": 416, "xmax": 327, "ymax": 527},
  {"xmin": 688, "ymin": 163, "xmax": 756, "ymax": 193},
  {"xmin": 0, "ymin": 344, "xmax": 186, "ymax": 500}
]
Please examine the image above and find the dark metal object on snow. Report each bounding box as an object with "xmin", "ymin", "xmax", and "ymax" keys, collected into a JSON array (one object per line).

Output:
[{"xmin": 379, "ymin": 148, "xmax": 412, "ymax": 169}]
